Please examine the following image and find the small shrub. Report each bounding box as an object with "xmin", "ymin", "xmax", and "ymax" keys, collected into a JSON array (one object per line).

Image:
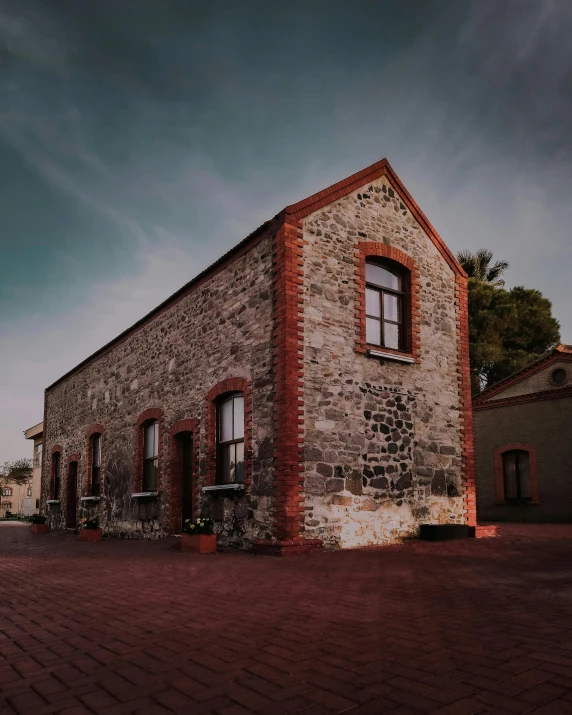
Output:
[{"xmin": 182, "ymin": 518, "xmax": 214, "ymax": 536}]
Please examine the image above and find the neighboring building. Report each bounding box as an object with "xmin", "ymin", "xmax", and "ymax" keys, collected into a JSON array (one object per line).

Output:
[
  {"xmin": 24, "ymin": 422, "xmax": 43, "ymax": 516},
  {"xmin": 0, "ymin": 422, "xmax": 42, "ymax": 517},
  {"xmin": 474, "ymin": 345, "xmax": 572, "ymax": 523},
  {"xmin": 41, "ymin": 159, "xmax": 476, "ymax": 553}
]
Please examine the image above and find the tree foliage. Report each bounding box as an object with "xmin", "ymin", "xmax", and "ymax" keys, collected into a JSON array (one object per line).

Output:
[
  {"xmin": 0, "ymin": 459, "xmax": 33, "ymax": 488},
  {"xmin": 458, "ymin": 251, "xmax": 561, "ymax": 394},
  {"xmin": 458, "ymin": 248, "xmax": 510, "ymax": 287}
]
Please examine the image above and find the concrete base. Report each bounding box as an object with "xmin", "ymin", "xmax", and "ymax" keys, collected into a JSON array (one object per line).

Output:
[
  {"xmin": 419, "ymin": 524, "xmax": 473, "ymax": 541},
  {"xmin": 252, "ymin": 538, "xmax": 323, "ymax": 557}
]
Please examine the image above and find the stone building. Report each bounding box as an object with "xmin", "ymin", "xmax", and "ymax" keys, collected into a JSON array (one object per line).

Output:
[
  {"xmin": 474, "ymin": 344, "xmax": 572, "ymax": 523},
  {"xmin": 41, "ymin": 159, "xmax": 476, "ymax": 553}
]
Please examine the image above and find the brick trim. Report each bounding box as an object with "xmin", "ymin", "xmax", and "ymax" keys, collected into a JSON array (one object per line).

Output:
[
  {"xmin": 548, "ymin": 365, "xmax": 569, "ymax": 387},
  {"xmin": 286, "ymin": 159, "xmax": 465, "ymax": 277},
  {"xmin": 473, "ymin": 385, "xmax": 572, "ymax": 411},
  {"xmin": 134, "ymin": 408, "xmax": 164, "ymax": 493},
  {"xmin": 66, "ymin": 453, "xmax": 81, "ymax": 464},
  {"xmin": 50, "ymin": 445, "xmax": 63, "ymax": 500},
  {"xmin": 455, "ymin": 275, "xmax": 477, "ymax": 527},
  {"xmin": 354, "ymin": 242, "xmax": 420, "ymax": 360},
  {"xmin": 205, "ymin": 378, "xmax": 252, "ymax": 488},
  {"xmin": 272, "ymin": 219, "xmax": 305, "ymax": 541},
  {"xmin": 86, "ymin": 424, "xmax": 105, "ymax": 496},
  {"xmin": 169, "ymin": 418, "xmax": 199, "ymax": 532},
  {"xmin": 494, "ymin": 443, "xmax": 539, "ymax": 504}
]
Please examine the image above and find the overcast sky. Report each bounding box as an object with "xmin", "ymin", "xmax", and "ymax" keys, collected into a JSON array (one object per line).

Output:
[{"xmin": 1, "ymin": 0, "xmax": 571, "ymax": 462}]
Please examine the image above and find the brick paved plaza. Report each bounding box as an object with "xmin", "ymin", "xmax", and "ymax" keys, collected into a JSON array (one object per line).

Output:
[{"xmin": 2, "ymin": 524, "xmax": 572, "ymax": 714}]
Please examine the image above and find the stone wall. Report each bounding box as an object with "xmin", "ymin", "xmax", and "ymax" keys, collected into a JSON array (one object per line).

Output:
[
  {"xmin": 301, "ymin": 176, "xmax": 466, "ymax": 548},
  {"xmin": 42, "ymin": 235, "xmax": 276, "ymax": 545}
]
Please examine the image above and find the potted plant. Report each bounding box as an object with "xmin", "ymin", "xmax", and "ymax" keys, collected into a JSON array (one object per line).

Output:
[
  {"xmin": 77, "ymin": 515, "xmax": 102, "ymax": 542},
  {"xmin": 30, "ymin": 514, "xmax": 48, "ymax": 534},
  {"xmin": 181, "ymin": 518, "xmax": 216, "ymax": 553}
]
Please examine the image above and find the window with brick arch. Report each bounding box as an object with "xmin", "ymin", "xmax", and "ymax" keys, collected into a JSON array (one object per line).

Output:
[
  {"xmin": 52, "ymin": 452, "xmax": 61, "ymax": 500},
  {"xmin": 217, "ymin": 393, "xmax": 244, "ymax": 484},
  {"xmin": 3, "ymin": 502, "xmax": 11, "ymax": 510},
  {"xmin": 142, "ymin": 421, "xmax": 159, "ymax": 492},
  {"xmin": 365, "ymin": 259, "xmax": 408, "ymax": 351},
  {"xmin": 90, "ymin": 434, "xmax": 102, "ymax": 496},
  {"xmin": 503, "ymin": 450, "xmax": 531, "ymax": 501},
  {"xmin": 2, "ymin": 487, "xmax": 12, "ymax": 496}
]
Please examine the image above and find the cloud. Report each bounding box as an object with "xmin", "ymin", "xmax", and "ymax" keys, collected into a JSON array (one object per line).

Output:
[{"xmin": 0, "ymin": 232, "xmax": 202, "ymax": 461}]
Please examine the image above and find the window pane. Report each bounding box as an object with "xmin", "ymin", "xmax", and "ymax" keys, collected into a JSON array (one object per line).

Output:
[
  {"xmin": 143, "ymin": 459, "xmax": 157, "ymax": 491},
  {"xmin": 220, "ymin": 399, "xmax": 233, "ymax": 442},
  {"xmin": 92, "ymin": 466, "xmax": 101, "ymax": 496},
  {"xmin": 92, "ymin": 435, "xmax": 101, "ymax": 468},
  {"xmin": 366, "ymin": 262, "xmax": 401, "ymax": 290},
  {"xmin": 503, "ymin": 451, "xmax": 518, "ymax": 499},
  {"xmin": 220, "ymin": 444, "xmax": 232, "ymax": 484},
  {"xmin": 144, "ymin": 422, "xmax": 157, "ymax": 459},
  {"xmin": 235, "ymin": 441, "xmax": 244, "ymax": 483},
  {"xmin": 384, "ymin": 322, "xmax": 400, "ymax": 350},
  {"xmin": 384, "ymin": 293, "xmax": 400, "ymax": 322},
  {"xmin": 233, "ymin": 396, "xmax": 244, "ymax": 440},
  {"xmin": 366, "ymin": 317, "xmax": 381, "ymax": 345},
  {"xmin": 518, "ymin": 451, "xmax": 531, "ymax": 498},
  {"xmin": 365, "ymin": 288, "xmax": 381, "ymax": 317}
]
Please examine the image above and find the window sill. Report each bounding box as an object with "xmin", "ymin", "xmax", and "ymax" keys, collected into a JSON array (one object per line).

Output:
[
  {"xmin": 366, "ymin": 347, "xmax": 415, "ymax": 364},
  {"xmin": 46, "ymin": 499, "xmax": 60, "ymax": 505},
  {"xmin": 81, "ymin": 496, "xmax": 101, "ymax": 502},
  {"xmin": 202, "ymin": 484, "xmax": 245, "ymax": 493},
  {"xmin": 131, "ymin": 491, "xmax": 159, "ymax": 499}
]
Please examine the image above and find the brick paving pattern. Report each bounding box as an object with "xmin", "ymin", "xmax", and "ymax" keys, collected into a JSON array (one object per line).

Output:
[{"xmin": 2, "ymin": 524, "xmax": 572, "ymax": 714}]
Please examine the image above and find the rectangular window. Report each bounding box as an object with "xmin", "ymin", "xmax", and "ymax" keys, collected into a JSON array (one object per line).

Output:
[
  {"xmin": 53, "ymin": 452, "xmax": 61, "ymax": 500},
  {"xmin": 365, "ymin": 260, "xmax": 406, "ymax": 351},
  {"xmin": 142, "ymin": 421, "xmax": 159, "ymax": 491},
  {"xmin": 91, "ymin": 435, "xmax": 102, "ymax": 496},
  {"xmin": 217, "ymin": 394, "xmax": 245, "ymax": 484},
  {"xmin": 34, "ymin": 443, "xmax": 43, "ymax": 468},
  {"xmin": 503, "ymin": 450, "xmax": 531, "ymax": 501}
]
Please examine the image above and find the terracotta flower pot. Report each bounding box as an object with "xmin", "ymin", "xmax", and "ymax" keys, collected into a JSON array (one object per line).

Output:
[
  {"xmin": 181, "ymin": 533, "xmax": 217, "ymax": 554},
  {"xmin": 30, "ymin": 523, "xmax": 48, "ymax": 534},
  {"xmin": 79, "ymin": 528, "xmax": 102, "ymax": 542}
]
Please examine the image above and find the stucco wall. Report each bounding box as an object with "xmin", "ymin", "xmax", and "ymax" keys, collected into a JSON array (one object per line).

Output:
[
  {"xmin": 301, "ymin": 176, "xmax": 466, "ymax": 548},
  {"xmin": 42, "ymin": 235, "xmax": 276, "ymax": 544},
  {"xmin": 474, "ymin": 396, "xmax": 572, "ymax": 522},
  {"xmin": 488, "ymin": 361, "xmax": 572, "ymax": 400}
]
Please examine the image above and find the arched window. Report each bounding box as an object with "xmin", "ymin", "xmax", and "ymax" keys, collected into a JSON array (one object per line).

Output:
[
  {"xmin": 2, "ymin": 487, "xmax": 12, "ymax": 496},
  {"xmin": 142, "ymin": 420, "xmax": 159, "ymax": 492},
  {"xmin": 217, "ymin": 393, "xmax": 244, "ymax": 484},
  {"xmin": 90, "ymin": 434, "xmax": 102, "ymax": 496},
  {"xmin": 3, "ymin": 502, "xmax": 11, "ymax": 510},
  {"xmin": 27, "ymin": 487, "xmax": 32, "ymax": 497},
  {"xmin": 365, "ymin": 259, "xmax": 407, "ymax": 351},
  {"xmin": 52, "ymin": 452, "xmax": 61, "ymax": 500}
]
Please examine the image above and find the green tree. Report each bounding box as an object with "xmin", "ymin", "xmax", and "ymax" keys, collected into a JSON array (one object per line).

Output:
[
  {"xmin": 458, "ymin": 248, "xmax": 509, "ymax": 287},
  {"xmin": 0, "ymin": 459, "xmax": 33, "ymax": 489},
  {"xmin": 458, "ymin": 251, "xmax": 561, "ymax": 394}
]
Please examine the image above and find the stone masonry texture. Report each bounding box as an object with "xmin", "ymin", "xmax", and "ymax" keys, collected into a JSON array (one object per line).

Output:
[
  {"xmin": 43, "ymin": 234, "xmax": 276, "ymax": 546},
  {"xmin": 301, "ymin": 176, "xmax": 465, "ymax": 548},
  {"xmin": 42, "ymin": 159, "xmax": 473, "ymax": 549}
]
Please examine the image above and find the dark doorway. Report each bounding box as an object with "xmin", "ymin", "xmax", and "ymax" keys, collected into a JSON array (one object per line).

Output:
[
  {"xmin": 176, "ymin": 432, "xmax": 194, "ymax": 530},
  {"xmin": 66, "ymin": 461, "xmax": 78, "ymax": 528}
]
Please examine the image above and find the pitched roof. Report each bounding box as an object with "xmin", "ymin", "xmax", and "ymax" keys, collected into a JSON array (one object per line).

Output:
[
  {"xmin": 473, "ymin": 344, "xmax": 572, "ymax": 405},
  {"xmin": 46, "ymin": 158, "xmax": 463, "ymax": 391}
]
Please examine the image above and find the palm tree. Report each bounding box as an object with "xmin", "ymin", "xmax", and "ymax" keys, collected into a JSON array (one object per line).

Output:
[{"xmin": 457, "ymin": 249, "xmax": 509, "ymax": 287}]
